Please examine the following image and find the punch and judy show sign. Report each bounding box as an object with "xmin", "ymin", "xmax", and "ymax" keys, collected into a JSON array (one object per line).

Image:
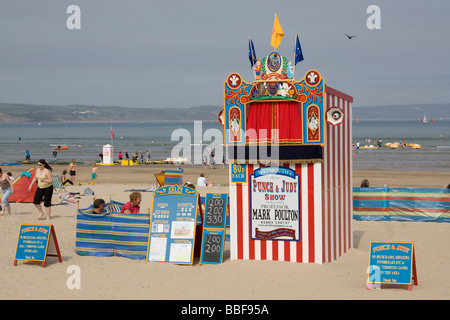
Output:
[{"xmin": 250, "ymin": 166, "xmax": 300, "ymax": 241}]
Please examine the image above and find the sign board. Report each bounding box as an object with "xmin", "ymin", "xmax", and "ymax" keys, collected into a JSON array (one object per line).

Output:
[
  {"xmin": 200, "ymin": 193, "xmax": 228, "ymax": 265},
  {"xmin": 14, "ymin": 224, "xmax": 62, "ymax": 267},
  {"xmin": 367, "ymin": 241, "xmax": 418, "ymax": 290},
  {"xmin": 231, "ymin": 164, "xmax": 246, "ymax": 183},
  {"xmin": 203, "ymin": 193, "xmax": 228, "ymax": 229},
  {"xmin": 250, "ymin": 166, "xmax": 300, "ymax": 241},
  {"xmin": 147, "ymin": 185, "xmax": 199, "ymax": 265},
  {"xmin": 200, "ymin": 228, "xmax": 225, "ymax": 265}
]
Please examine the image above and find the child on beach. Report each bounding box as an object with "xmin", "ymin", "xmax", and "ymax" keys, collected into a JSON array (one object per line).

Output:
[
  {"xmin": 0, "ymin": 167, "xmax": 14, "ymax": 215},
  {"xmin": 91, "ymin": 163, "xmax": 98, "ymax": 184},
  {"xmin": 68, "ymin": 159, "xmax": 77, "ymax": 183},
  {"xmin": 60, "ymin": 170, "xmax": 73, "ymax": 185},
  {"xmin": 120, "ymin": 191, "xmax": 141, "ymax": 214}
]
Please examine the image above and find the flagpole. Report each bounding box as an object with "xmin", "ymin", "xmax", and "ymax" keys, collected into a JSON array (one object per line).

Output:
[
  {"xmin": 249, "ymin": 37, "xmax": 253, "ymax": 69},
  {"xmin": 293, "ymin": 34, "xmax": 297, "ymax": 77}
]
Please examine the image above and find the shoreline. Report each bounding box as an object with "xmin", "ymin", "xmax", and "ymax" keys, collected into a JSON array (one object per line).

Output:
[{"xmin": 3, "ymin": 163, "xmax": 450, "ymax": 188}]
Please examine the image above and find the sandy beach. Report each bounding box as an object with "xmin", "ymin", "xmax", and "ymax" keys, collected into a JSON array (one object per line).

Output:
[{"xmin": 0, "ymin": 163, "xmax": 449, "ymax": 300}]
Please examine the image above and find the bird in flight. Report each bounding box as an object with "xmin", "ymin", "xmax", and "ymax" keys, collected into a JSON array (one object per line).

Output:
[{"xmin": 345, "ymin": 34, "xmax": 356, "ymax": 39}]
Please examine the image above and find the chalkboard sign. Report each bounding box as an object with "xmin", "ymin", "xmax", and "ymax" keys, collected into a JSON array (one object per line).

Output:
[
  {"xmin": 14, "ymin": 224, "xmax": 62, "ymax": 267},
  {"xmin": 204, "ymin": 193, "xmax": 228, "ymax": 229},
  {"xmin": 200, "ymin": 228, "xmax": 225, "ymax": 265},
  {"xmin": 147, "ymin": 185, "xmax": 199, "ymax": 265},
  {"xmin": 368, "ymin": 241, "xmax": 417, "ymax": 289}
]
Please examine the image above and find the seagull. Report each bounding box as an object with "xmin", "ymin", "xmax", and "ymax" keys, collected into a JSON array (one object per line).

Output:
[{"xmin": 345, "ymin": 34, "xmax": 356, "ymax": 39}]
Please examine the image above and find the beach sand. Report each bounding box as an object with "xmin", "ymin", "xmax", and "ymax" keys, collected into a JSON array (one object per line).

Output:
[{"xmin": 0, "ymin": 163, "xmax": 449, "ymax": 300}]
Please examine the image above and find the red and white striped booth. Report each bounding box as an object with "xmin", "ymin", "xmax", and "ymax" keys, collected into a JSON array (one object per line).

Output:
[{"xmin": 224, "ymin": 53, "xmax": 353, "ymax": 264}]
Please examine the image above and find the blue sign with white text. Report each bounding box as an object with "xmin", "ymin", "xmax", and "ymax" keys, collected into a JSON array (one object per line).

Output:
[
  {"xmin": 15, "ymin": 225, "xmax": 52, "ymax": 261},
  {"xmin": 231, "ymin": 164, "xmax": 246, "ymax": 183},
  {"xmin": 368, "ymin": 241, "xmax": 414, "ymax": 285},
  {"xmin": 147, "ymin": 185, "xmax": 199, "ymax": 265}
]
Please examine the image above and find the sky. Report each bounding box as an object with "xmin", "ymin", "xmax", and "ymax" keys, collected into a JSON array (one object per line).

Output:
[{"xmin": 1, "ymin": 0, "xmax": 449, "ymax": 109}]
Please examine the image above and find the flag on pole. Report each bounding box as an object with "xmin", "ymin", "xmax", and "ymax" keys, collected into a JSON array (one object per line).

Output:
[
  {"xmin": 110, "ymin": 125, "xmax": 114, "ymax": 140},
  {"xmin": 248, "ymin": 38, "xmax": 257, "ymax": 68},
  {"xmin": 270, "ymin": 13, "xmax": 284, "ymax": 50},
  {"xmin": 294, "ymin": 34, "xmax": 304, "ymax": 65}
]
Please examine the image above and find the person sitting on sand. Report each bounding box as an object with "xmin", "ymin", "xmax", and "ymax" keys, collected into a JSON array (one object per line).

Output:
[
  {"xmin": 92, "ymin": 198, "xmax": 106, "ymax": 214},
  {"xmin": 120, "ymin": 191, "xmax": 141, "ymax": 214},
  {"xmin": 197, "ymin": 173, "xmax": 207, "ymax": 187},
  {"xmin": 184, "ymin": 182, "xmax": 196, "ymax": 189},
  {"xmin": 60, "ymin": 170, "xmax": 73, "ymax": 185}
]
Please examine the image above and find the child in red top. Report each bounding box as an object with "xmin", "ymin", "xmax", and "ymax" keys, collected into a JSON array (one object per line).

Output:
[{"xmin": 120, "ymin": 191, "xmax": 141, "ymax": 214}]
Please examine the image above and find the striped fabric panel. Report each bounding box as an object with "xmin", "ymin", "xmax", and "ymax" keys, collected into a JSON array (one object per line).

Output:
[
  {"xmin": 76, "ymin": 203, "xmax": 151, "ymax": 259},
  {"xmin": 112, "ymin": 213, "xmax": 150, "ymax": 260},
  {"xmin": 353, "ymin": 187, "xmax": 389, "ymax": 221},
  {"xmin": 353, "ymin": 187, "xmax": 450, "ymax": 222},
  {"xmin": 164, "ymin": 169, "xmax": 184, "ymax": 185},
  {"xmin": 76, "ymin": 212, "xmax": 115, "ymax": 257},
  {"xmin": 389, "ymin": 188, "xmax": 450, "ymax": 222}
]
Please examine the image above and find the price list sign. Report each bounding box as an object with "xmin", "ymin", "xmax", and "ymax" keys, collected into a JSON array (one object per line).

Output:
[
  {"xmin": 201, "ymin": 193, "xmax": 228, "ymax": 265},
  {"xmin": 204, "ymin": 193, "xmax": 228, "ymax": 229},
  {"xmin": 147, "ymin": 185, "xmax": 199, "ymax": 265}
]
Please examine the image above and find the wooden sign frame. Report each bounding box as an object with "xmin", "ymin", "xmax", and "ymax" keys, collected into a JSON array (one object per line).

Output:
[
  {"xmin": 367, "ymin": 241, "xmax": 418, "ymax": 290},
  {"xmin": 14, "ymin": 224, "xmax": 62, "ymax": 268}
]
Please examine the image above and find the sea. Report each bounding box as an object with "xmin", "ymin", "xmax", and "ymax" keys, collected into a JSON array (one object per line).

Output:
[{"xmin": 0, "ymin": 120, "xmax": 449, "ymax": 171}]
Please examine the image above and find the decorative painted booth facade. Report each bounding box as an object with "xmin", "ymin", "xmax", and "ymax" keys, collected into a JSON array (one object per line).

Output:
[{"xmin": 224, "ymin": 51, "xmax": 353, "ymax": 263}]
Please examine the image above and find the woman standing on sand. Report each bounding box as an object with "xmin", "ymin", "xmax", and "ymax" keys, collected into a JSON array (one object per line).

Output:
[
  {"xmin": 28, "ymin": 159, "xmax": 53, "ymax": 220},
  {"xmin": 68, "ymin": 159, "xmax": 77, "ymax": 183},
  {"xmin": 0, "ymin": 167, "xmax": 14, "ymax": 215}
]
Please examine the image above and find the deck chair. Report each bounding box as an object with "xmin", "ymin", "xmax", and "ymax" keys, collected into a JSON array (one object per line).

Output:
[
  {"xmin": 154, "ymin": 168, "xmax": 184, "ymax": 188},
  {"xmin": 105, "ymin": 200, "xmax": 124, "ymax": 214},
  {"xmin": 154, "ymin": 171, "xmax": 165, "ymax": 188},
  {"xmin": 52, "ymin": 174, "xmax": 67, "ymax": 194}
]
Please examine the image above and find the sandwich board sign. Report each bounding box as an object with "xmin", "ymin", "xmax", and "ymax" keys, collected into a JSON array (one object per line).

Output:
[
  {"xmin": 200, "ymin": 193, "xmax": 228, "ymax": 265},
  {"xmin": 203, "ymin": 193, "xmax": 228, "ymax": 230},
  {"xmin": 367, "ymin": 241, "xmax": 418, "ymax": 290},
  {"xmin": 14, "ymin": 224, "xmax": 62, "ymax": 268},
  {"xmin": 200, "ymin": 228, "xmax": 226, "ymax": 265},
  {"xmin": 147, "ymin": 185, "xmax": 199, "ymax": 265}
]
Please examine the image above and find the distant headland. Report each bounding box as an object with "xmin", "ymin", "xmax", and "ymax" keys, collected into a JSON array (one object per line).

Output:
[
  {"xmin": 0, "ymin": 102, "xmax": 449, "ymax": 123},
  {"xmin": 0, "ymin": 103, "xmax": 222, "ymax": 123}
]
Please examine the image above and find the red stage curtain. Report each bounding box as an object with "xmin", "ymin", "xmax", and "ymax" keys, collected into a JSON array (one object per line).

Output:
[{"xmin": 246, "ymin": 101, "xmax": 302, "ymax": 144}]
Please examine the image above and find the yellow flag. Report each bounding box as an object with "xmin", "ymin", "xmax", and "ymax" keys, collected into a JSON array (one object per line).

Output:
[{"xmin": 270, "ymin": 13, "xmax": 284, "ymax": 50}]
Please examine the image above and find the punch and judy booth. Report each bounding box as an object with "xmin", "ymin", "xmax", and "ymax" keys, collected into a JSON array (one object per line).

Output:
[{"xmin": 225, "ymin": 48, "xmax": 353, "ymax": 263}]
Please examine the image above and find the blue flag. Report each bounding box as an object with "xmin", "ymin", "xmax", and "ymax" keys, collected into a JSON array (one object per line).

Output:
[
  {"xmin": 295, "ymin": 34, "xmax": 304, "ymax": 65},
  {"xmin": 249, "ymin": 38, "xmax": 257, "ymax": 68}
]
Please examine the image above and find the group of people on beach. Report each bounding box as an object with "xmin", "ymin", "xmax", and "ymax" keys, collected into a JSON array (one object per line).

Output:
[
  {"xmin": 0, "ymin": 159, "xmax": 99, "ymax": 220},
  {"xmin": 92, "ymin": 192, "xmax": 141, "ymax": 215},
  {"xmin": 118, "ymin": 150, "xmax": 150, "ymax": 163}
]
